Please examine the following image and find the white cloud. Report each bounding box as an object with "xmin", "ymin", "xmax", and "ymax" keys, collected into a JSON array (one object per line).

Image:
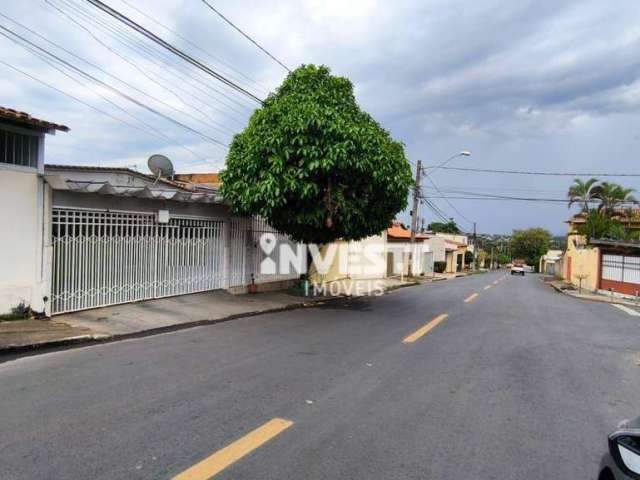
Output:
[{"xmin": 0, "ymin": 0, "xmax": 639, "ymax": 233}]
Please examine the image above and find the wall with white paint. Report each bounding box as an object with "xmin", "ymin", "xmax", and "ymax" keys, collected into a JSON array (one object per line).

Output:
[{"xmin": 0, "ymin": 169, "xmax": 49, "ymax": 314}]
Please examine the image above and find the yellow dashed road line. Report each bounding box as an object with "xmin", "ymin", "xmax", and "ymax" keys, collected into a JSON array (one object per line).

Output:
[
  {"xmin": 172, "ymin": 418, "xmax": 294, "ymax": 480},
  {"xmin": 464, "ymin": 293, "xmax": 479, "ymax": 303},
  {"xmin": 403, "ymin": 314, "xmax": 448, "ymax": 344}
]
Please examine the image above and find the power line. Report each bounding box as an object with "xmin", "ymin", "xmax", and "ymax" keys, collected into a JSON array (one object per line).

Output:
[
  {"xmin": 0, "ymin": 24, "xmax": 228, "ymax": 148},
  {"xmin": 116, "ymin": 0, "xmax": 270, "ymax": 96},
  {"xmin": 49, "ymin": 0, "xmax": 252, "ymax": 117},
  {"xmin": 427, "ymin": 166, "xmax": 640, "ymax": 177},
  {"xmin": 199, "ymin": 0, "xmax": 291, "ymax": 73},
  {"xmin": 0, "ymin": 10, "xmax": 236, "ymax": 139},
  {"xmin": 421, "ymin": 199, "xmax": 449, "ymax": 223},
  {"xmin": 423, "ymin": 174, "xmax": 474, "ymax": 226},
  {"xmin": 421, "ymin": 194, "xmax": 638, "ymax": 204},
  {"xmin": 0, "ymin": 58, "xmax": 209, "ymax": 161},
  {"xmin": 83, "ymin": 0, "xmax": 264, "ymax": 104}
]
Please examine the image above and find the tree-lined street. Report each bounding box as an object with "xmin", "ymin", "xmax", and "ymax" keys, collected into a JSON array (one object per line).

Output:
[{"xmin": 2, "ymin": 273, "xmax": 639, "ymax": 479}]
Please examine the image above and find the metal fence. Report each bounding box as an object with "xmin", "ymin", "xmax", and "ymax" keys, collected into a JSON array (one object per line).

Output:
[
  {"xmin": 601, "ymin": 254, "xmax": 640, "ymax": 285},
  {"xmin": 51, "ymin": 208, "xmax": 298, "ymax": 314}
]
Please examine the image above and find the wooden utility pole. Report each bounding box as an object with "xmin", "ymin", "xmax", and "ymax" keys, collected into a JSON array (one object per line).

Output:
[
  {"xmin": 472, "ymin": 222, "xmax": 477, "ymax": 271},
  {"xmin": 409, "ymin": 160, "xmax": 422, "ymax": 277}
]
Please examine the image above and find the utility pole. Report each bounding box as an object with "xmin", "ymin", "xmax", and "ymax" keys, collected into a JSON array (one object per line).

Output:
[
  {"xmin": 490, "ymin": 246, "xmax": 494, "ymax": 271},
  {"xmin": 409, "ymin": 160, "xmax": 422, "ymax": 277},
  {"xmin": 472, "ymin": 222, "xmax": 477, "ymax": 271}
]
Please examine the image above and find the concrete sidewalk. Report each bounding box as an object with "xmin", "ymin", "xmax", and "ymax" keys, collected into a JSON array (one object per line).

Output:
[
  {"xmin": 0, "ymin": 290, "xmax": 333, "ymax": 354},
  {"xmin": 0, "ymin": 319, "xmax": 103, "ymax": 351},
  {"xmin": 546, "ymin": 278, "xmax": 640, "ymax": 308},
  {"xmin": 0, "ymin": 274, "xmax": 448, "ymax": 355}
]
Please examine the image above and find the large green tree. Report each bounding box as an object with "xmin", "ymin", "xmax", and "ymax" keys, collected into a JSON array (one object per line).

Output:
[
  {"xmin": 510, "ymin": 228, "xmax": 552, "ymax": 269},
  {"xmin": 221, "ymin": 65, "xmax": 413, "ymax": 243},
  {"xmin": 427, "ymin": 220, "xmax": 460, "ymax": 234}
]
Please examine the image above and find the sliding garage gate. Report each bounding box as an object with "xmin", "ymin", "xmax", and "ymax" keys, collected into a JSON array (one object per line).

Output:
[
  {"xmin": 50, "ymin": 208, "xmax": 248, "ymax": 315},
  {"xmin": 601, "ymin": 253, "xmax": 640, "ymax": 295}
]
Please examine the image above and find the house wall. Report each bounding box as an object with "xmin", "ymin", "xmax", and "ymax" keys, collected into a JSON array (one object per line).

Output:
[
  {"xmin": 445, "ymin": 251, "xmax": 457, "ymax": 273},
  {"xmin": 310, "ymin": 234, "xmax": 387, "ymax": 283},
  {"xmin": 0, "ymin": 165, "xmax": 49, "ymax": 315},
  {"xmin": 562, "ymin": 234, "xmax": 600, "ymax": 291},
  {"xmin": 424, "ymin": 237, "xmax": 446, "ymax": 262},
  {"xmin": 436, "ymin": 233, "xmax": 468, "ymax": 246}
]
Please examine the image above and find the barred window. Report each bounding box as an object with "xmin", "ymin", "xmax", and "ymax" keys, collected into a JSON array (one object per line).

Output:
[{"xmin": 0, "ymin": 129, "xmax": 39, "ymax": 168}]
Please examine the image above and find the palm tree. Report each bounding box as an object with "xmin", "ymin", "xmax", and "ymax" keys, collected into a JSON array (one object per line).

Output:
[
  {"xmin": 567, "ymin": 178, "xmax": 599, "ymax": 213},
  {"xmin": 592, "ymin": 181, "xmax": 637, "ymax": 216}
]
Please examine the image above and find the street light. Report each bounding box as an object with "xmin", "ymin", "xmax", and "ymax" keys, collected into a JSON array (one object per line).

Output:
[{"xmin": 425, "ymin": 150, "xmax": 472, "ymax": 176}]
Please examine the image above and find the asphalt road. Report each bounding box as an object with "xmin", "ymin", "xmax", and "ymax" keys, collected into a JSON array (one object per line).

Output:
[{"xmin": 1, "ymin": 272, "xmax": 640, "ymax": 479}]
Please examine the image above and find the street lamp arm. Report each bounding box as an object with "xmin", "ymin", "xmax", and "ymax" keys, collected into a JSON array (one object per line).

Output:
[{"xmin": 422, "ymin": 151, "xmax": 471, "ymax": 176}]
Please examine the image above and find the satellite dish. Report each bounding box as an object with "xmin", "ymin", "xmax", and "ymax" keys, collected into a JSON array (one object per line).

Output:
[{"xmin": 147, "ymin": 154, "xmax": 174, "ymax": 179}]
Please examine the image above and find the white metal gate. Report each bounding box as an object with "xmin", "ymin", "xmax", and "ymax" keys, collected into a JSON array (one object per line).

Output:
[
  {"xmin": 602, "ymin": 254, "xmax": 640, "ymax": 284},
  {"xmin": 51, "ymin": 208, "xmax": 232, "ymax": 314}
]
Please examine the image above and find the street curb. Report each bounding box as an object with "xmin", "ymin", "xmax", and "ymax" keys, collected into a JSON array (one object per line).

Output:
[
  {"xmin": 0, "ymin": 280, "xmax": 432, "ymax": 362},
  {"xmin": 0, "ymin": 296, "xmax": 350, "ymax": 362},
  {"xmin": 546, "ymin": 280, "xmax": 640, "ymax": 308}
]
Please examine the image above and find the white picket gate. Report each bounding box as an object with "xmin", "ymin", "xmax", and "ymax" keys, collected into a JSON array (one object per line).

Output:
[{"xmin": 50, "ymin": 208, "xmax": 296, "ymax": 315}]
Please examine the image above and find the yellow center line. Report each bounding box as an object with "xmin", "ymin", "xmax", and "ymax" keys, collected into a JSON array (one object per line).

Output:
[
  {"xmin": 402, "ymin": 313, "xmax": 448, "ymax": 344},
  {"xmin": 464, "ymin": 293, "xmax": 479, "ymax": 303},
  {"xmin": 483, "ymin": 285, "xmax": 492, "ymax": 290},
  {"xmin": 172, "ymin": 418, "xmax": 294, "ymax": 480}
]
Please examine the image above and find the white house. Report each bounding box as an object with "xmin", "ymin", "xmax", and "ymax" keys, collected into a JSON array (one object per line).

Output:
[
  {"xmin": 0, "ymin": 107, "xmax": 68, "ymax": 315},
  {"xmin": 309, "ymin": 223, "xmax": 438, "ymax": 284},
  {"xmin": 0, "ymin": 107, "xmax": 297, "ymax": 317}
]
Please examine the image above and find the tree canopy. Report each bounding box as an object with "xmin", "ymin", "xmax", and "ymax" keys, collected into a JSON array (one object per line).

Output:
[
  {"xmin": 427, "ymin": 220, "xmax": 460, "ymax": 234},
  {"xmin": 220, "ymin": 64, "xmax": 413, "ymax": 244},
  {"xmin": 567, "ymin": 178, "xmax": 599, "ymax": 213},
  {"xmin": 566, "ymin": 179, "xmax": 638, "ymax": 241},
  {"xmin": 510, "ymin": 228, "xmax": 552, "ymax": 268}
]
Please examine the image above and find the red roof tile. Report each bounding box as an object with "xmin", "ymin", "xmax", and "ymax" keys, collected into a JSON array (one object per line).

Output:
[
  {"xmin": 0, "ymin": 106, "xmax": 69, "ymax": 132},
  {"xmin": 386, "ymin": 223, "xmax": 429, "ymax": 240}
]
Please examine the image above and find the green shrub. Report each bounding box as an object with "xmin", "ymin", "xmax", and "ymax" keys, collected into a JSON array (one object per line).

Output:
[{"xmin": 434, "ymin": 261, "xmax": 446, "ymax": 273}]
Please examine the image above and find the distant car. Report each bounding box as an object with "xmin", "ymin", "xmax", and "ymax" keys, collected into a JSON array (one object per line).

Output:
[
  {"xmin": 599, "ymin": 417, "xmax": 640, "ymax": 479},
  {"xmin": 510, "ymin": 259, "xmax": 525, "ymax": 276}
]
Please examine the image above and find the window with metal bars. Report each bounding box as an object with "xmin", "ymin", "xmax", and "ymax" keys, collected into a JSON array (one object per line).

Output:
[{"xmin": 0, "ymin": 128, "xmax": 39, "ymax": 168}]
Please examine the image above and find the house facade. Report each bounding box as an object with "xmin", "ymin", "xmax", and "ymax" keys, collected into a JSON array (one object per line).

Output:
[
  {"xmin": 435, "ymin": 233, "xmax": 469, "ymax": 273},
  {"xmin": 0, "ymin": 107, "xmax": 68, "ymax": 315},
  {"xmin": 557, "ymin": 213, "xmax": 640, "ymax": 297},
  {"xmin": 309, "ymin": 223, "xmax": 437, "ymax": 284},
  {"xmin": 539, "ymin": 250, "xmax": 563, "ymax": 275},
  {"xmin": 0, "ymin": 107, "xmax": 298, "ymax": 316}
]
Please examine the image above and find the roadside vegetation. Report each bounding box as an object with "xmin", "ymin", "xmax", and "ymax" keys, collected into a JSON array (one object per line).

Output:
[
  {"xmin": 567, "ymin": 178, "xmax": 638, "ymax": 241},
  {"xmin": 510, "ymin": 228, "xmax": 552, "ymax": 270},
  {"xmin": 221, "ymin": 64, "xmax": 413, "ymax": 244},
  {"xmin": 427, "ymin": 220, "xmax": 460, "ymax": 234}
]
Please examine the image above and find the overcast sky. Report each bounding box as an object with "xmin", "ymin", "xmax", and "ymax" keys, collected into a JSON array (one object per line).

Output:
[{"xmin": 1, "ymin": 0, "xmax": 639, "ymax": 234}]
